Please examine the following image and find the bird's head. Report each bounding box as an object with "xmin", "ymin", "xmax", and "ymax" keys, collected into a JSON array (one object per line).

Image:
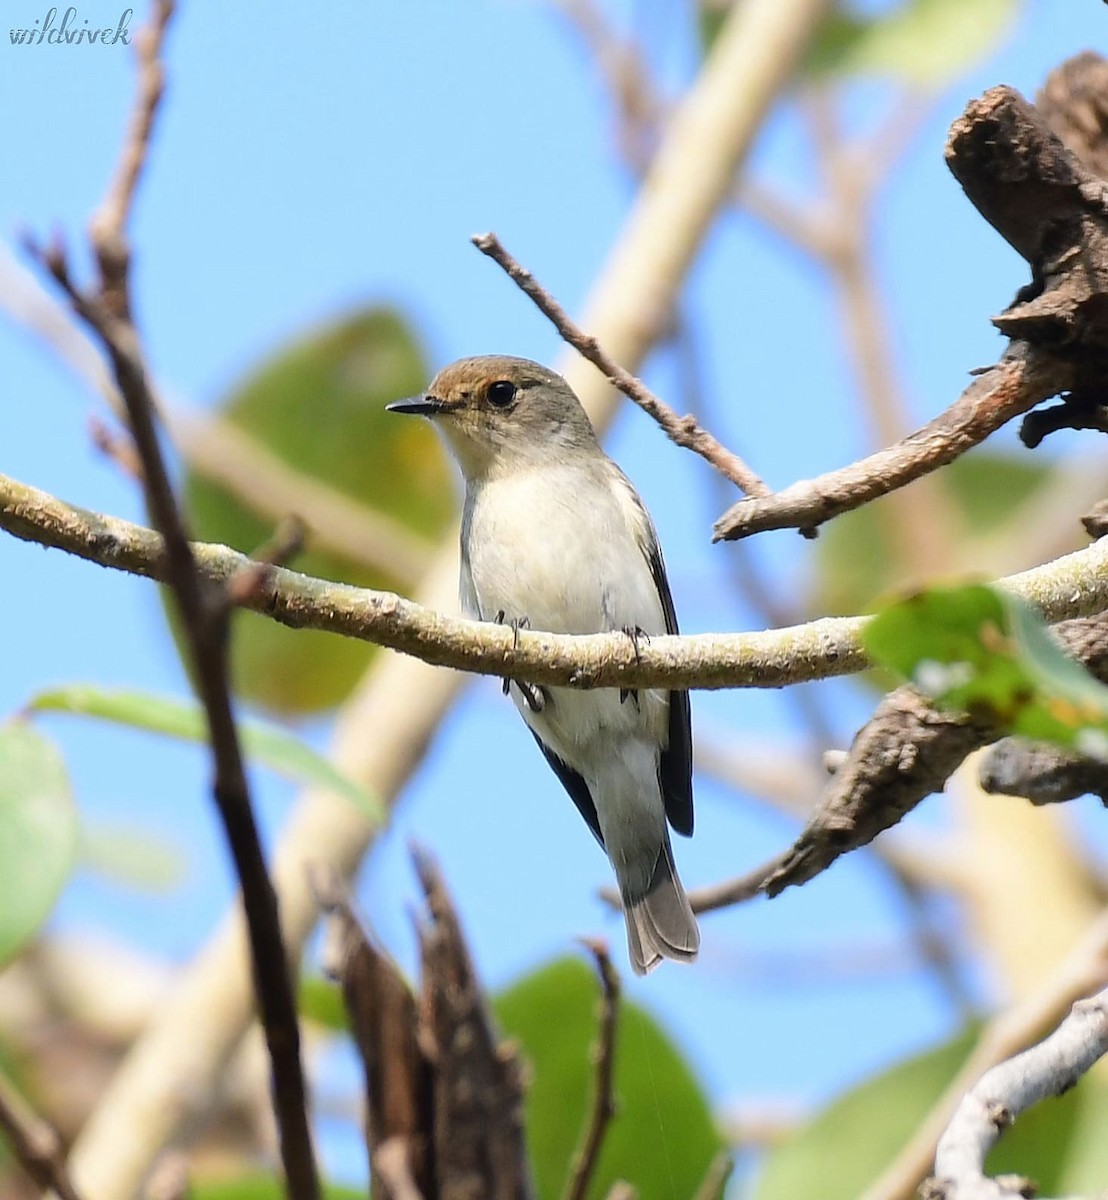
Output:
[{"xmin": 387, "ymin": 355, "xmax": 598, "ymax": 480}]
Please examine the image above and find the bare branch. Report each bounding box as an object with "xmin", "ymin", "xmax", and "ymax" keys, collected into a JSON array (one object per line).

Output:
[
  {"xmin": 413, "ymin": 849, "xmax": 532, "ymax": 1200},
  {"xmin": 926, "ymin": 986, "xmax": 1108, "ymax": 1200},
  {"xmin": 27, "ymin": 5, "xmax": 319, "ymax": 1198},
  {"xmin": 314, "ymin": 869, "xmax": 432, "ymax": 1198},
  {"xmin": 87, "ymin": 0, "xmax": 173, "ymax": 318},
  {"xmin": 713, "ymin": 342, "xmax": 1072, "ymax": 540},
  {"xmin": 223, "ymin": 515, "xmax": 307, "ymax": 609},
  {"xmin": 472, "ymin": 231, "xmax": 773, "ymax": 504},
  {"xmin": 687, "ymin": 613, "xmax": 1108, "ymax": 913},
  {"xmin": 552, "ymin": 0, "xmax": 662, "ymax": 174},
  {"xmin": 561, "ymin": 940, "xmax": 621, "ymax": 1200},
  {"xmin": 5, "ymin": 470, "xmax": 1108, "ymax": 692},
  {"xmin": 862, "ymin": 909, "xmax": 1108, "ymax": 1200},
  {"xmin": 375, "ymin": 1139, "xmax": 428, "ymax": 1200},
  {"xmin": 979, "ymin": 737, "xmax": 1108, "ymax": 806},
  {"xmin": 0, "ymin": 1068, "xmax": 84, "ymax": 1200}
]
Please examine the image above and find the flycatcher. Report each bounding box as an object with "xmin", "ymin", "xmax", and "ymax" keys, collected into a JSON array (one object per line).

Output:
[{"xmin": 388, "ymin": 355, "xmax": 699, "ymax": 974}]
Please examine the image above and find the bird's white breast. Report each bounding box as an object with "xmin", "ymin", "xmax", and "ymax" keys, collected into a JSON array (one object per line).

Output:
[
  {"xmin": 461, "ymin": 461, "xmax": 671, "ymax": 783},
  {"xmin": 462, "ymin": 463, "xmax": 666, "ymax": 637}
]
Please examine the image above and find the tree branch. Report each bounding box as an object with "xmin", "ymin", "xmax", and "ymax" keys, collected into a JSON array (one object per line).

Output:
[
  {"xmin": 561, "ymin": 941, "xmax": 621, "ymax": 1200},
  {"xmin": 978, "ymin": 737, "xmax": 1108, "ymax": 806},
  {"xmin": 926, "ymin": 986, "xmax": 1108, "ymax": 1200},
  {"xmin": 0, "ymin": 1068, "xmax": 84, "ymax": 1200},
  {"xmin": 686, "ymin": 613, "xmax": 1108, "ymax": 914},
  {"xmin": 473, "ymin": 231, "xmax": 772, "ymax": 504},
  {"xmin": 862, "ymin": 909, "xmax": 1108, "ymax": 1200},
  {"xmin": 712, "ymin": 342, "xmax": 1072, "ymax": 540},
  {"xmin": 717, "ymin": 74, "xmax": 1108, "ymax": 543},
  {"xmin": 5, "ymin": 469, "xmax": 1108, "ymax": 692},
  {"xmin": 26, "ymin": 5, "xmax": 319, "ymax": 1198}
]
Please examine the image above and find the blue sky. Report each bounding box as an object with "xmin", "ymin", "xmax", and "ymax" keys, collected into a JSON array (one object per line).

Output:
[{"xmin": 1, "ymin": 0, "xmax": 1103, "ymax": 1188}]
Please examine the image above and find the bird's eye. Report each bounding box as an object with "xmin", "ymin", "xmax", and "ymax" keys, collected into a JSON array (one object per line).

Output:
[{"xmin": 486, "ymin": 380, "xmax": 517, "ymax": 408}]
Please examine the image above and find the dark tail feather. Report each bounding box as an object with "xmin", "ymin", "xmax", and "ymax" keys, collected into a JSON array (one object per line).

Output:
[{"xmin": 624, "ymin": 836, "xmax": 699, "ymax": 976}]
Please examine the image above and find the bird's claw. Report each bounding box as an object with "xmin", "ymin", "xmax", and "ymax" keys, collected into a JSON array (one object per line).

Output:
[
  {"xmin": 495, "ymin": 612, "xmax": 542, "ymax": 710},
  {"xmin": 620, "ymin": 626, "xmax": 648, "ymax": 706},
  {"xmin": 622, "ymin": 624, "xmax": 649, "ymax": 663}
]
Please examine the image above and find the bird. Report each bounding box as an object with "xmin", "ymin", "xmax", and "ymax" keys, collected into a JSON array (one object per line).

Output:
[{"xmin": 387, "ymin": 355, "xmax": 698, "ymax": 975}]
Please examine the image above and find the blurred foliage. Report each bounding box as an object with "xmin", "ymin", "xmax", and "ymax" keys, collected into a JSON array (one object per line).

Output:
[
  {"xmin": 493, "ymin": 956, "xmax": 722, "ymax": 1200},
  {"xmin": 298, "ymin": 974, "xmax": 349, "ymax": 1033},
  {"xmin": 754, "ymin": 1026, "xmax": 978, "ymax": 1199},
  {"xmin": 0, "ymin": 723, "xmax": 77, "ymax": 967},
  {"xmin": 864, "ymin": 584, "xmax": 1108, "ymax": 755},
  {"xmin": 183, "ymin": 307, "xmax": 455, "ymax": 713},
  {"xmin": 811, "ymin": 454, "xmax": 1055, "ymax": 618},
  {"xmin": 80, "ymin": 823, "xmax": 187, "ymax": 892},
  {"xmin": 191, "ymin": 1176, "xmax": 364, "ymax": 1200},
  {"xmin": 28, "ymin": 685, "xmax": 381, "ymax": 821},
  {"xmin": 803, "ymin": 0, "xmax": 1017, "ymax": 83},
  {"xmin": 701, "ymin": 0, "xmax": 1017, "ymax": 83},
  {"xmin": 753, "ymin": 1023, "xmax": 1108, "ymax": 1198}
]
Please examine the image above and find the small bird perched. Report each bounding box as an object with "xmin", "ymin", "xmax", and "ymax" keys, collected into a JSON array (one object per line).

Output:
[{"xmin": 388, "ymin": 355, "xmax": 699, "ymax": 974}]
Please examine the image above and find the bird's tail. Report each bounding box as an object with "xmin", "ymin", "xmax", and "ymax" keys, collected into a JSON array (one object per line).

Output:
[{"xmin": 624, "ymin": 835, "xmax": 700, "ymax": 976}]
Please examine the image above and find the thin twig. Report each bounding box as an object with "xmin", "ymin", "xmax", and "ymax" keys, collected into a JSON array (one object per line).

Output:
[
  {"xmin": 374, "ymin": 1138, "xmax": 428, "ymax": 1200},
  {"xmin": 0, "ymin": 1068, "xmax": 84, "ymax": 1200},
  {"xmin": 89, "ymin": 415, "xmax": 143, "ymax": 480},
  {"xmin": 224, "ymin": 515, "xmax": 307, "ymax": 608},
  {"xmin": 562, "ymin": 940, "xmax": 621, "ymax": 1200},
  {"xmin": 713, "ymin": 342, "xmax": 1073, "ymax": 540},
  {"xmin": 691, "ymin": 1151, "xmax": 734, "ymax": 1200},
  {"xmin": 27, "ymin": 6, "xmax": 320, "ymax": 1199},
  {"xmin": 7, "ymin": 469, "xmax": 1108, "ymax": 692},
  {"xmin": 471, "ymin": 231, "xmax": 773, "ymax": 503},
  {"xmin": 553, "ymin": 0, "xmax": 662, "ymax": 174}
]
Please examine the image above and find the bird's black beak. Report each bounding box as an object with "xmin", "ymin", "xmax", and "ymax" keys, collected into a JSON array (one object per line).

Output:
[{"xmin": 386, "ymin": 395, "xmax": 443, "ymax": 416}]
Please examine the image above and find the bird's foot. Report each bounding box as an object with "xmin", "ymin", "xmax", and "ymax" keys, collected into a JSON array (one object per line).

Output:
[
  {"xmin": 516, "ymin": 680, "xmax": 547, "ymax": 713},
  {"xmin": 620, "ymin": 625, "xmax": 648, "ymax": 707},
  {"xmin": 622, "ymin": 624, "xmax": 649, "ymax": 662},
  {"xmin": 495, "ymin": 612, "xmax": 544, "ymax": 711}
]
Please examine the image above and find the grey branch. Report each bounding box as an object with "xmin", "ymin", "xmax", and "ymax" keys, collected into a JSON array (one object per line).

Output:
[
  {"xmin": 4, "ymin": 469, "xmax": 1108, "ymax": 692},
  {"xmin": 927, "ymin": 987, "xmax": 1108, "ymax": 1200},
  {"xmin": 978, "ymin": 738, "xmax": 1108, "ymax": 806}
]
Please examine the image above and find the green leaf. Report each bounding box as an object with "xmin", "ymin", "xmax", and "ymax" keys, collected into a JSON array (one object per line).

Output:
[
  {"xmin": 0, "ymin": 723, "xmax": 78, "ymax": 966},
  {"xmin": 984, "ymin": 1069, "xmax": 1082, "ymax": 1196},
  {"xmin": 28, "ymin": 686, "xmax": 382, "ymax": 821},
  {"xmin": 753, "ymin": 1026, "xmax": 979, "ymax": 1200},
  {"xmin": 862, "ymin": 585, "xmax": 1108, "ymax": 756},
  {"xmin": 298, "ymin": 974, "xmax": 349, "ymax": 1033},
  {"xmin": 805, "ymin": 0, "xmax": 1018, "ymax": 84},
  {"xmin": 1052, "ymin": 1076, "xmax": 1108, "ymax": 1193},
  {"xmin": 182, "ymin": 306, "xmax": 455, "ymax": 713},
  {"xmin": 493, "ymin": 956, "xmax": 722, "ymax": 1200}
]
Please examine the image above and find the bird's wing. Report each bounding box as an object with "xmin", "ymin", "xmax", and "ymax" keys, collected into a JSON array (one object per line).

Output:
[
  {"xmin": 527, "ymin": 729, "xmax": 604, "ymax": 847},
  {"xmin": 611, "ymin": 468, "xmax": 694, "ymax": 838}
]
